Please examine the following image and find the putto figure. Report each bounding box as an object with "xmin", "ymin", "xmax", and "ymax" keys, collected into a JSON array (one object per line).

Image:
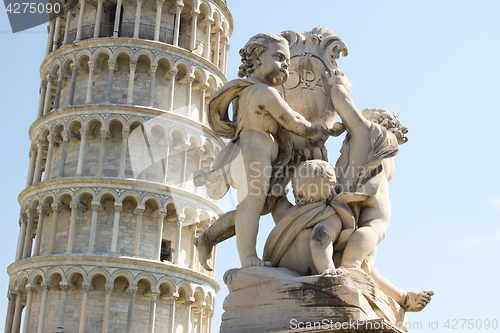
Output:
[{"xmin": 195, "ymin": 33, "xmax": 332, "ymax": 268}]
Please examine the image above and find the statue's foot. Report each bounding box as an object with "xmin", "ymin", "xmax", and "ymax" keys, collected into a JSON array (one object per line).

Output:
[
  {"xmin": 194, "ymin": 236, "xmax": 213, "ymax": 271},
  {"xmin": 320, "ymin": 268, "xmax": 342, "ymax": 276},
  {"xmin": 403, "ymin": 290, "xmax": 434, "ymax": 312},
  {"xmin": 242, "ymin": 255, "xmax": 272, "ymax": 268},
  {"xmin": 339, "ymin": 265, "xmax": 375, "ymax": 284}
]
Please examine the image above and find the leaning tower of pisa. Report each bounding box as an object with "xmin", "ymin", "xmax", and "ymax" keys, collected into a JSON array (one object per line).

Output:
[{"xmin": 4, "ymin": 1, "xmax": 231, "ymax": 332}]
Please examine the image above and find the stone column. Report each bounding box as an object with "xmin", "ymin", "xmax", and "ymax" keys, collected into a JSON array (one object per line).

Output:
[
  {"xmin": 33, "ymin": 205, "xmax": 47, "ymax": 256},
  {"xmin": 33, "ymin": 139, "xmax": 46, "ymax": 184},
  {"xmin": 15, "ymin": 214, "xmax": 27, "ymax": 260},
  {"xmin": 37, "ymin": 285, "xmax": 49, "ymax": 333},
  {"xmin": 221, "ymin": 36, "xmax": 228, "ymax": 74},
  {"xmin": 213, "ymin": 27, "xmax": 221, "ymax": 67},
  {"xmin": 167, "ymin": 69, "xmax": 178, "ymax": 111},
  {"xmin": 52, "ymin": 16, "xmax": 61, "ymax": 51},
  {"xmin": 22, "ymin": 210, "xmax": 35, "ymax": 258},
  {"xmin": 11, "ymin": 289, "xmax": 23, "ymax": 333},
  {"xmin": 66, "ymin": 201, "xmax": 79, "ymax": 253},
  {"xmin": 167, "ymin": 296, "xmax": 178, "ymax": 333},
  {"xmin": 174, "ymin": 216, "xmax": 184, "ymax": 264},
  {"xmin": 149, "ymin": 65, "xmax": 158, "ymax": 107},
  {"xmin": 43, "ymin": 135, "xmax": 56, "ymax": 181},
  {"xmin": 21, "ymin": 285, "xmax": 34, "ymax": 333},
  {"xmin": 37, "ymin": 80, "xmax": 48, "ymax": 119},
  {"xmin": 119, "ymin": 127, "xmax": 130, "ymax": 177},
  {"xmin": 4, "ymin": 292, "xmax": 15, "ymax": 333},
  {"xmin": 85, "ymin": 61, "xmax": 95, "ymax": 103},
  {"xmin": 110, "ymin": 203, "xmax": 122, "ymax": 254},
  {"xmin": 125, "ymin": 287, "xmax": 138, "ymax": 333},
  {"xmin": 93, "ymin": 0, "xmax": 104, "ymax": 38},
  {"xmin": 133, "ymin": 0, "xmax": 142, "ymax": 38},
  {"xmin": 202, "ymin": 308, "xmax": 210, "ymax": 333},
  {"xmin": 148, "ymin": 292, "xmax": 159, "ymax": 333},
  {"xmin": 56, "ymin": 284, "xmax": 70, "ymax": 333},
  {"xmin": 196, "ymin": 83, "xmax": 209, "ymax": 123},
  {"xmin": 87, "ymin": 201, "xmax": 101, "ymax": 253},
  {"xmin": 113, "ymin": 0, "xmax": 122, "ymax": 37},
  {"xmin": 180, "ymin": 75, "xmax": 194, "ymax": 114},
  {"xmin": 43, "ymin": 74, "xmax": 54, "ymax": 115},
  {"xmin": 127, "ymin": 62, "xmax": 137, "ymax": 104},
  {"xmin": 155, "ymin": 211, "xmax": 166, "ymax": 260},
  {"xmin": 25, "ymin": 144, "xmax": 37, "ymax": 187},
  {"xmin": 76, "ymin": 129, "xmax": 87, "ymax": 176},
  {"xmin": 75, "ymin": 0, "xmax": 86, "ymax": 42},
  {"xmin": 59, "ymin": 131, "xmax": 69, "ymax": 177},
  {"xmin": 133, "ymin": 206, "xmax": 145, "ymax": 256},
  {"xmin": 202, "ymin": 19, "xmax": 213, "ymax": 60},
  {"xmin": 48, "ymin": 203, "xmax": 62, "ymax": 254},
  {"xmin": 208, "ymin": 310, "xmax": 214, "ymax": 333},
  {"xmin": 154, "ymin": 0, "xmax": 164, "ymax": 41},
  {"xmin": 163, "ymin": 137, "xmax": 171, "ymax": 183},
  {"xmin": 185, "ymin": 300, "xmax": 193, "ymax": 333},
  {"xmin": 190, "ymin": 11, "xmax": 199, "ymax": 50},
  {"xmin": 101, "ymin": 285, "xmax": 113, "ymax": 333},
  {"xmin": 173, "ymin": 4, "xmax": 183, "ymax": 46},
  {"xmin": 68, "ymin": 63, "xmax": 78, "ymax": 106},
  {"xmin": 196, "ymin": 303, "xmax": 204, "ymax": 333},
  {"xmin": 78, "ymin": 283, "xmax": 91, "ymax": 333},
  {"xmin": 180, "ymin": 145, "xmax": 188, "ymax": 185},
  {"xmin": 46, "ymin": 21, "xmax": 55, "ymax": 56},
  {"xmin": 97, "ymin": 129, "xmax": 109, "ymax": 176},
  {"xmin": 53, "ymin": 70, "xmax": 64, "ymax": 109},
  {"xmin": 106, "ymin": 61, "xmax": 116, "ymax": 102},
  {"xmin": 189, "ymin": 222, "xmax": 199, "ymax": 268},
  {"xmin": 63, "ymin": 9, "xmax": 73, "ymax": 45}
]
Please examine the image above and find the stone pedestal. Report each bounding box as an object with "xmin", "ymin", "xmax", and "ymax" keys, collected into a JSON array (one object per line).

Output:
[{"xmin": 220, "ymin": 267, "xmax": 407, "ymax": 333}]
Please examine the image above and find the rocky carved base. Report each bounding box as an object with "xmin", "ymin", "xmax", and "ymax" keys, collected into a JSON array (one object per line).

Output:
[{"xmin": 220, "ymin": 267, "xmax": 407, "ymax": 333}]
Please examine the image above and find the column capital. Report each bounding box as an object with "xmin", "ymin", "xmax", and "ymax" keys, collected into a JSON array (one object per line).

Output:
[
  {"xmin": 59, "ymin": 284, "xmax": 70, "ymax": 292},
  {"xmin": 25, "ymin": 284, "xmax": 34, "ymax": 292},
  {"xmin": 37, "ymin": 204, "xmax": 50, "ymax": 216},
  {"xmin": 46, "ymin": 73, "xmax": 56, "ymax": 81},
  {"xmin": 114, "ymin": 203, "xmax": 123, "ymax": 212},
  {"xmin": 56, "ymin": 69, "xmax": 64, "ymax": 80},
  {"xmin": 134, "ymin": 206, "xmax": 145, "ymax": 215},
  {"xmin": 37, "ymin": 139, "xmax": 48, "ymax": 147},
  {"xmin": 192, "ymin": 10, "xmax": 200, "ymax": 17},
  {"xmin": 91, "ymin": 201, "xmax": 101, "ymax": 211},
  {"xmin": 108, "ymin": 60, "xmax": 116, "ymax": 70},
  {"xmin": 127, "ymin": 286, "xmax": 138, "ymax": 296},
  {"xmin": 122, "ymin": 126, "xmax": 131, "ymax": 135},
  {"xmin": 129, "ymin": 62, "xmax": 137, "ymax": 71},
  {"xmin": 87, "ymin": 61, "xmax": 95, "ymax": 70},
  {"xmin": 177, "ymin": 215, "xmax": 185, "ymax": 224},
  {"xmin": 41, "ymin": 284, "xmax": 49, "ymax": 291},
  {"xmin": 78, "ymin": 0, "xmax": 85, "ymax": 5},
  {"xmin": 150, "ymin": 65, "xmax": 158, "ymax": 73},
  {"xmin": 82, "ymin": 282, "xmax": 92, "ymax": 292},
  {"xmin": 167, "ymin": 68, "xmax": 178, "ymax": 78},
  {"xmin": 51, "ymin": 203, "xmax": 63, "ymax": 212},
  {"xmin": 70, "ymin": 63, "xmax": 77, "ymax": 72},
  {"xmin": 179, "ymin": 74, "xmax": 195, "ymax": 85},
  {"xmin": 105, "ymin": 284, "xmax": 114, "ymax": 295},
  {"xmin": 80, "ymin": 129, "xmax": 88, "ymax": 137},
  {"xmin": 100, "ymin": 129, "xmax": 111, "ymax": 138},
  {"xmin": 70, "ymin": 201, "xmax": 79, "ymax": 210},
  {"xmin": 61, "ymin": 130, "xmax": 70, "ymax": 141}
]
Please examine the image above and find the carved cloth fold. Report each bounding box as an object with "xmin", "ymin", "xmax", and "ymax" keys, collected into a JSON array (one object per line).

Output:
[
  {"xmin": 197, "ymin": 78, "xmax": 292, "ymax": 214},
  {"xmin": 262, "ymin": 192, "xmax": 370, "ymax": 267}
]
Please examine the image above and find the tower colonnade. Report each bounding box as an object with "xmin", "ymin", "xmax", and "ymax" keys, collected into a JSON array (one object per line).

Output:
[{"xmin": 5, "ymin": 0, "xmax": 232, "ymax": 332}]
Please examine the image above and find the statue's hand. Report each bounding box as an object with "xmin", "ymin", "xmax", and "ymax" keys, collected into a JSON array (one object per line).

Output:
[
  {"xmin": 325, "ymin": 69, "xmax": 352, "ymax": 93},
  {"xmin": 328, "ymin": 122, "xmax": 345, "ymax": 137}
]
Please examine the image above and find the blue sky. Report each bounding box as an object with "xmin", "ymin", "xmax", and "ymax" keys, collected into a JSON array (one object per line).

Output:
[{"xmin": 1, "ymin": 1, "xmax": 499, "ymax": 332}]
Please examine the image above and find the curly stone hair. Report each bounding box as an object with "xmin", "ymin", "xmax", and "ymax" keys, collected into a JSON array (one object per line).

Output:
[
  {"xmin": 238, "ymin": 33, "xmax": 289, "ymax": 78},
  {"xmin": 292, "ymin": 160, "xmax": 337, "ymax": 206},
  {"xmin": 362, "ymin": 108, "xmax": 409, "ymax": 145}
]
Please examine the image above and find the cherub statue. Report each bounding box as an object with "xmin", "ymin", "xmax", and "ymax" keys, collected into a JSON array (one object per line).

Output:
[
  {"xmin": 325, "ymin": 70, "xmax": 433, "ymax": 311},
  {"xmin": 195, "ymin": 33, "xmax": 332, "ymax": 268}
]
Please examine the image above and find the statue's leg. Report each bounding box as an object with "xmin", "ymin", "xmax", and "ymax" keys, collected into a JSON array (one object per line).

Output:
[
  {"xmin": 310, "ymin": 218, "xmax": 342, "ymax": 275},
  {"xmin": 234, "ymin": 131, "xmax": 276, "ymax": 268},
  {"xmin": 195, "ymin": 210, "xmax": 236, "ymax": 271}
]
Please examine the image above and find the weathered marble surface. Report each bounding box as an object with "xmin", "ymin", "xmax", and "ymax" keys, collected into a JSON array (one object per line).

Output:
[{"xmin": 220, "ymin": 266, "xmax": 406, "ymax": 333}]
